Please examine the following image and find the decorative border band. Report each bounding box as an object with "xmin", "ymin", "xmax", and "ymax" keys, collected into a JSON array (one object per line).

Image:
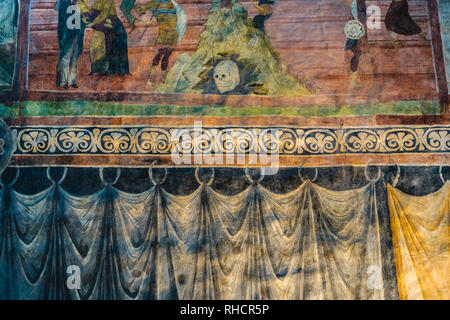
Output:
[{"xmin": 10, "ymin": 126, "xmax": 450, "ymax": 156}]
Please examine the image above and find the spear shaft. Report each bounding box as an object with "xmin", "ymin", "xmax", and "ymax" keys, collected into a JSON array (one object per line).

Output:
[{"xmin": 140, "ymin": 12, "xmax": 155, "ymax": 40}]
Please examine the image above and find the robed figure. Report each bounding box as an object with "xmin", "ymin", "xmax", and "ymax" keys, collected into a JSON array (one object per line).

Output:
[
  {"xmin": 121, "ymin": 0, "xmax": 186, "ymax": 87},
  {"xmin": 251, "ymin": 0, "xmax": 274, "ymax": 33},
  {"xmin": 55, "ymin": 0, "xmax": 87, "ymax": 88},
  {"xmin": 385, "ymin": 0, "xmax": 426, "ymax": 44},
  {"xmin": 135, "ymin": 0, "xmax": 179, "ymax": 87},
  {"xmin": 0, "ymin": 0, "xmax": 19, "ymax": 87},
  {"xmin": 85, "ymin": 0, "xmax": 130, "ymax": 75}
]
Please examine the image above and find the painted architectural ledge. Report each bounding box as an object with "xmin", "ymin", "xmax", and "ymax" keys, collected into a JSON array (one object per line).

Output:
[
  {"xmin": 3, "ymin": 122, "xmax": 448, "ymax": 167},
  {"xmin": 10, "ymin": 125, "xmax": 450, "ymax": 155}
]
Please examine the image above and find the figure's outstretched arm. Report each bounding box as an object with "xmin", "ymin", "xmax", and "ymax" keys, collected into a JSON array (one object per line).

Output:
[{"xmin": 136, "ymin": 0, "xmax": 158, "ymax": 15}]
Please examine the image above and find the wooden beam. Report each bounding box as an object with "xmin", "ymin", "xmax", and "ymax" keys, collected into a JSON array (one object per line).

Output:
[{"xmin": 428, "ymin": 0, "xmax": 449, "ymax": 114}]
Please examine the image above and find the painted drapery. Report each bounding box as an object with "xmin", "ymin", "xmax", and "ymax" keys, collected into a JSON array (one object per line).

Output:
[
  {"xmin": 387, "ymin": 181, "xmax": 449, "ymax": 300},
  {"xmin": 0, "ymin": 173, "xmax": 386, "ymax": 300}
]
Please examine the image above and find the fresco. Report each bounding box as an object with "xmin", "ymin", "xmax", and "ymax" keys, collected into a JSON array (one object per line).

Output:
[
  {"xmin": 438, "ymin": 0, "xmax": 450, "ymax": 91},
  {"xmin": 0, "ymin": 0, "xmax": 19, "ymax": 90},
  {"xmin": 0, "ymin": 0, "xmax": 448, "ymax": 301},
  {"xmin": 22, "ymin": 0, "xmax": 442, "ymax": 108}
]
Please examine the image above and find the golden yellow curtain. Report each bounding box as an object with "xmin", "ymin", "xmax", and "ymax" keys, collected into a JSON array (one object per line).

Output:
[{"xmin": 387, "ymin": 181, "xmax": 449, "ymax": 300}]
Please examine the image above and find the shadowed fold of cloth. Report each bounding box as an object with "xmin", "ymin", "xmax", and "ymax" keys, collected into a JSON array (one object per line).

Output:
[
  {"xmin": 0, "ymin": 178, "xmax": 388, "ymax": 300},
  {"xmin": 388, "ymin": 182, "xmax": 449, "ymax": 300}
]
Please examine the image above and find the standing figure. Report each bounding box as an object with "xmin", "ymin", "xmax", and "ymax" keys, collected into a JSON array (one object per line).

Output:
[
  {"xmin": 344, "ymin": 0, "xmax": 363, "ymax": 89},
  {"xmin": 135, "ymin": 0, "xmax": 178, "ymax": 87},
  {"xmin": 252, "ymin": 0, "xmax": 274, "ymax": 33},
  {"xmin": 385, "ymin": 0, "xmax": 426, "ymax": 45},
  {"xmin": 55, "ymin": 0, "xmax": 87, "ymax": 89},
  {"xmin": 0, "ymin": 0, "xmax": 18, "ymax": 87},
  {"xmin": 86, "ymin": 0, "xmax": 130, "ymax": 75},
  {"xmin": 344, "ymin": 1, "xmax": 361, "ymax": 71}
]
